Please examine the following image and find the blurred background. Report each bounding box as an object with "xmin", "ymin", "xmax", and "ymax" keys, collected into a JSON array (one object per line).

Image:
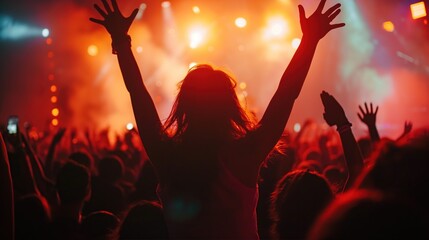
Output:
[{"xmin": 0, "ymin": 0, "xmax": 428, "ymax": 139}]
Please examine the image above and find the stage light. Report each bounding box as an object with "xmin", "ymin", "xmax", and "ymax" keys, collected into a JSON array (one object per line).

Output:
[
  {"xmin": 42, "ymin": 28, "xmax": 49, "ymax": 38},
  {"xmin": 193, "ymin": 6, "xmax": 200, "ymax": 14},
  {"xmin": 87, "ymin": 45, "xmax": 98, "ymax": 56},
  {"xmin": 293, "ymin": 123, "xmax": 301, "ymax": 132},
  {"xmin": 291, "ymin": 38, "xmax": 301, "ymax": 49},
  {"xmin": 239, "ymin": 82, "xmax": 247, "ymax": 90},
  {"xmin": 410, "ymin": 2, "xmax": 427, "ymax": 20},
  {"xmin": 263, "ymin": 16, "xmax": 289, "ymax": 40},
  {"xmin": 51, "ymin": 118, "xmax": 59, "ymax": 126},
  {"xmin": 50, "ymin": 96, "xmax": 58, "ymax": 103},
  {"xmin": 188, "ymin": 25, "xmax": 207, "ymax": 49},
  {"xmin": 235, "ymin": 17, "xmax": 247, "ymax": 28},
  {"xmin": 382, "ymin": 21, "xmax": 395, "ymax": 32},
  {"xmin": 50, "ymin": 85, "xmax": 57, "ymax": 93},
  {"xmin": 136, "ymin": 46, "xmax": 143, "ymax": 53},
  {"xmin": 161, "ymin": 1, "xmax": 171, "ymax": 8},
  {"xmin": 126, "ymin": 123, "xmax": 134, "ymax": 130},
  {"xmin": 46, "ymin": 37, "xmax": 52, "ymax": 45},
  {"xmin": 51, "ymin": 108, "xmax": 59, "ymax": 117}
]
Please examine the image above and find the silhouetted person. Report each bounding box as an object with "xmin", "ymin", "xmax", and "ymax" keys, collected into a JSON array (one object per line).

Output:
[
  {"xmin": 81, "ymin": 210, "xmax": 120, "ymax": 240},
  {"xmin": 85, "ymin": 155, "xmax": 126, "ymax": 215},
  {"xmin": 117, "ymin": 200, "xmax": 169, "ymax": 239},
  {"xmin": 90, "ymin": 0, "xmax": 345, "ymax": 238},
  {"xmin": 308, "ymin": 190, "xmax": 428, "ymax": 240},
  {"xmin": 270, "ymin": 170, "xmax": 333, "ymax": 239},
  {"xmin": 51, "ymin": 161, "xmax": 91, "ymax": 240}
]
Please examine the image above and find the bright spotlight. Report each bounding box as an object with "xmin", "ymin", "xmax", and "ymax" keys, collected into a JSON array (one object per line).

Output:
[
  {"xmin": 161, "ymin": 1, "xmax": 171, "ymax": 8},
  {"xmin": 193, "ymin": 6, "xmax": 200, "ymax": 14},
  {"xmin": 239, "ymin": 82, "xmax": 247, "ymax": 90},
  {"xmin": 291, "ymin": 38, "xmax": 301, "ymax": 49},
  {"xmin": 126, "ymin": 123, "xmax": 134, "ymax": 130},
  {"xmin": 263, "ymin": 16, "xmax": 289, "ymax": 40},
  {"xmin": 87, "ymin": 45, "xmax": 98, "ymax": 56},
  {"xmin": 188, "ymin": 25, "xmax": 207, "ymax": 49},
  {"xmin": 42, "ymin": 28, "xmax": 49, "ymax": 37},
  {"xmin": 382, "ymin": 21, "xmax": 395, "ymax": 32},
  {"xmin": 235, "ymin": 17, "xmax": 247, "ymax": 28},
  {"xmin": 51, "ymin": 108, "xmax": 59, "ymax": 117},
  {"xmin": 410, "ymin": 1, "xmax": 427, "ymax": 20},
  {"xmin": 51, "ymin": 119, "xmax": 59, "ymax": 127},
  {"xmin": 293, "ymin": 123, "xmax": 301, "ymax": 133}
]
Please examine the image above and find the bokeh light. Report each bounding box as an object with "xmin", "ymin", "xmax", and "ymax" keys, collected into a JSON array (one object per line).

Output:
[
  {"xmin": 87, "ymin": 45, "xmax": 98, "ymax": 56},
  {"xmin": 235, "ymin": 17, "xmax": 247, "ymax": 28}
]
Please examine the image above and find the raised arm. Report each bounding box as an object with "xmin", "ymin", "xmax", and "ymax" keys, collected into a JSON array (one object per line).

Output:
[
  {"xmin": 90, "ymin": 0, "xmax": 164, "ymax": 159},
  {"xmin": 0, "ymin": 133, "xmax": 14, "ymax": 240},
  {"xmin": 254, "ymin": 0, "xmax": 345, "ymax": 159},
  {"xmin": 358, "ymin": 102, "xmax": 380, "ymax": 142},
  {"xmin": 321, "ymin": 91, "xmax": 363, "ymax": 191}
]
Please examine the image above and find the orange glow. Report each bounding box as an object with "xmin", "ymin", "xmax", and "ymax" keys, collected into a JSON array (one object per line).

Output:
[
  {"xmin": 239, "ymin": 82, "xmax": 247, "ymax": 90},
  {"xmin": 48, "ymin": 51, "xmax": 54, "ymax": 58},
  {"xmin": 410, "ymin": 2, "xmax": 427, "ymax": 19},
  {"xmin": 50, "ymin": 85, "xmax": 57, "ymax": 93},
  {"xmin": 46, "ymin": 38, "xmax": 53, "ymax": 45},
  {"xmin": 51, "ymin": 118, "xmax": 59, "ymax": 126},
  {"xmin": 235, "ymin": 17, "xmax": 247, "ymax": 28},
  {"xmin": 51, "ymin": 108, "xmax": 59, "ymax": 117},
  {"xmin": 291, "ymin": 38, "xmax": 301, "ymax": 49},
  {"xmin": 188, "ymin": 25, "xmax": 208, "ymax": 49},
  {"xmin": 50, "ymin": 96, "xmax": 58, "ymax": 103},
  {"xmin": 48, "ymin": 74, "xmax": 54, "ymax": 81},
  {"xmin": 87, "ymin": 45, "xmax": 98, "ymax": 56},
  {"xmin": 263, "ymin": 16, "xmax": 289, "ymax": 40},
  {"xmin": 192, "ymin": 6, "xmax": 200, "ymax": 14},
  {"xmin": 382, "ymin": 21, "xmax": 395, "ymax": 32}
]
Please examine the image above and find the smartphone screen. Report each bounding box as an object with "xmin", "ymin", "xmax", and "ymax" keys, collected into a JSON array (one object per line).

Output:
[{"xmin": 7, "ymin": 116, "xmax": 19, "ymax": 134}]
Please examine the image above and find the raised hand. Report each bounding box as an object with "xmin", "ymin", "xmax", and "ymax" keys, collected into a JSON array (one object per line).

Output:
[
  {"xmin": 90, "ymin": 0, "xmax": 138, "ymax": 37},
  {"xmin": 52, "ymin": 128, "xmax": 66, "ymax": 145},
  {"xmin": 357, "ymin": 102, "xmax": 378, "ymax": 128},
  {"xmin": 357, "ymin": 102, "xmax": 380, "ymax": 141},
  {"xmin": 403, "ymin": 121, "xmax": 413, "ymax": 135},
  {"xmin": 298, "ymin": 0, "xmax": 345, "ymax": 40},
  {"xmin": 320, "ymin": 91, "xmax": 350, "ymax": 127}
]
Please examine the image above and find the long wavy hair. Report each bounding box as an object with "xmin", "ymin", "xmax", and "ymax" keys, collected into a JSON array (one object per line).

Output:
[{"xmin": 163, "ymin": 64, "xmax": 253, "ymax": 142}]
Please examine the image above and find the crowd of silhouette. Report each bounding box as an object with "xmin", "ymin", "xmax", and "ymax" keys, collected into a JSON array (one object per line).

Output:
[{"xmin": 1, "ymin": 0, "xmax": 428, "ymax": 239}]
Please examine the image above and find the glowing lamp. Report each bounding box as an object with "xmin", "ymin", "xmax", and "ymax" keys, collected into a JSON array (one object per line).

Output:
[
  {"xmin": 410, "ymin": 2, "xmax": 427, "ymax": 19},
  {"xmin": 383, "ymin": 21, "xmax": 395, "ymax": 32}
]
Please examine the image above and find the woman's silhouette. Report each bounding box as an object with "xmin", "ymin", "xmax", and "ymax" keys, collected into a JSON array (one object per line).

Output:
[{"xmin": 90, "ymin": 0, "xmax": 344, "ymax": 238}]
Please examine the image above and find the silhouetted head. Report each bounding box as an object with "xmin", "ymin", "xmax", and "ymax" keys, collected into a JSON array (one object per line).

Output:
[
  {"xmin": 81, "ymin": 211, "xmax": 120, "ymax": 240},
  {"xmin": 271, "ymin": 170, "xmax": 334, "ymax": 240},
  {"xmin": 355, "ymin": 128, "xmax": 429, "ymax": 215},
  {"xmin": 15, "ymin": 194, "xmax": 51, "ymax": 239},
  {"xmin": 98, "ymin": 155, "xmax": 124, "ymax": 184},
  {"xmin": 69, "ymin": 151, "xmax": 94, "ymax": 172},
  {"xmin": 56, "ymin": 161, "xmax": 91, "ymax": 205},
  {"xmin": 118, "ymin": 200, "xmax": 169, "ymax": 239},
  {"xmin": 164, "ymin": 64, "xmax": 252, "ymax": 141},
  {"xmin": 308, "ymin": 190, "xmax": 428, "ymax": 240}
]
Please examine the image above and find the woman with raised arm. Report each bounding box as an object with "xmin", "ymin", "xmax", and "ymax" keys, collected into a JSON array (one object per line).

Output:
[{"xmin": 90, "ymin": 0, "xmax": 344, "ymax": 238}]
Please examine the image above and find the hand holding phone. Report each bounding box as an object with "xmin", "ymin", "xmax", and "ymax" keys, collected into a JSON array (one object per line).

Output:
[{"xmin": 7, "ymin": 116, "xmax": 19, "ymax": 135}]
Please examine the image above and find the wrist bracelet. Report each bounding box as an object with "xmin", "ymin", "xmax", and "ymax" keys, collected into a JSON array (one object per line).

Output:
[{"xmin": 111, "ymin": 35, "xmax": 131, "ymax": 55}]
